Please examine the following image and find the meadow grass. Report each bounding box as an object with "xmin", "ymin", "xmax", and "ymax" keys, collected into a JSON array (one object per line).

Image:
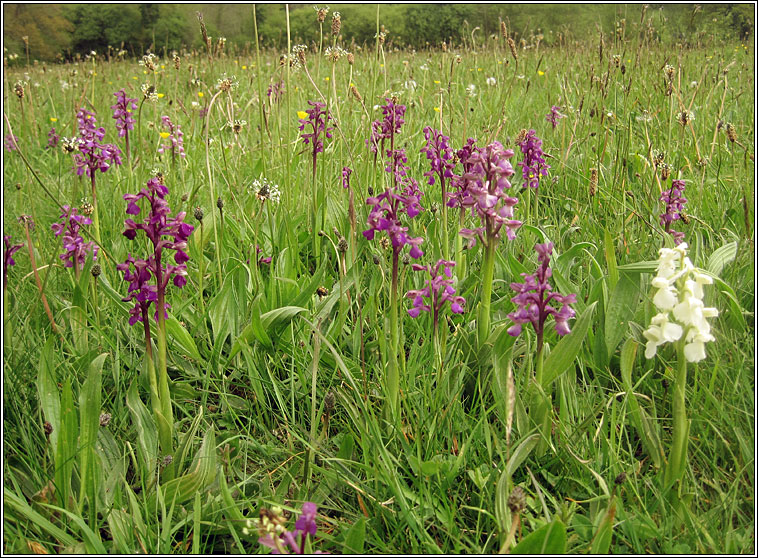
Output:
[{"xmin": 2, "ymin": 12, "xmax": 755, "ymax": 555}]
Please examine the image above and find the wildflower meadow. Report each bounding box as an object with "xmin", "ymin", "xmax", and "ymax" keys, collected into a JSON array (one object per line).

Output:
[{"xmin": 2, "ymin": 4, "xmax": 755, "ymax": 555}]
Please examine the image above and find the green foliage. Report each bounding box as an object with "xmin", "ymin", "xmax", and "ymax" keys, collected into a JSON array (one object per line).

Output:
[{"xmin": 1, "ymin": 5, "xmax": 753, "ymax": 555}]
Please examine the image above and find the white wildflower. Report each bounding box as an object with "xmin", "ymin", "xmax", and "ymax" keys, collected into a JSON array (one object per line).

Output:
[
  {"xmin": 643, "ymin": 243, "xmax": 718, "ymax": 362},
  {"xmin": 249, "ymin": 177, "xmax": 281, "ymax": 205}
]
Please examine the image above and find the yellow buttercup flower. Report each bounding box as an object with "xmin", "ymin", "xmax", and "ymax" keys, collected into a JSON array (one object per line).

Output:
[
  {"xmin": 157, "ymin": 93, "xmax": 165, "ymax": 98},
  {"xmin": 159, "ymin": 132, "xmax": 170, "ymax": 139},
  {"xmin": 198, "ymin": 92, "xmax": 204, "ymax": 97},
  {"xmin": 433, "ymin": 107, "xmax": 440, "ymax": 112},
  {"xmin": 242, "ymin": 65, "xmax": 247, "ymax": 70},
  {"xmin": 538, "ymin": 70, "xmax": 545, "ymax": 76},
  {"xmin": 297, "ymin": 111, "xmax": 308, "ymax": 119},
  {"xmin": 50, "ymin": 117, "xmax": 57, "ymax": 122},
  {"xmin": 434, "ymin": 80, "xmax": 441, "ymax": 84}
]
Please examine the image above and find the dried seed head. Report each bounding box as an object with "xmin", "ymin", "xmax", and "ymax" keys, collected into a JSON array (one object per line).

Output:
[
  {"xmin": 99, "ymin": 412, "xmax": 112, "ymax": 427},
  {"xmin": 293, "ymin": 44, "xmax": 307, "ymax": 65},
  {"xmin": 80, "ymin": 200, "xmax": 94, "ymax": 216},
  {"xmin": 653, "ymin": 150, "xmax": 666, "ymax": 167},
  {"xmin": 500, "ymin": 20, "xmax": 508, "ymax": 39},
  {"xmin": 725, "ymin": 122, "xmax": 737, "ymax": 143},
  {"xmin": 331, "ymin": 11, "xmax": 341, "ymax": 36},
  {"xmin": 441, "ymin": 41, "xmax": 447, "ymax": 52},
  {"xmin": 589, "ymin": 167, "xmax": 598, "ymax": 197},
  {"xmin": 660, "ymin": 163, "xmax": 671, "ymax": 181},
  {"xmin": 316, "ymin": 286, "xmax": 329, "ymax": 298},
  {"xmin": 91, "ymin": 263, "xmax": 102, "ymax": 278},
  {"xmin": 680, "ymin": 212, "xmax": 691, "ymax": 225},
  {"xmin": 216, "ymin": 196, "xmax": 224, "ymax": 210},
  {"xmin": 676, "ymin": 110, "xmax": 694, "ymax": 127},
  {"xmin": 508, "ymin": 38, "xmax": 518, "ymax": 61},
  {"xmin": 194, "ymin": 207, "xmax": 204, "ymax": 221},
  {"xmin": 181, "ymin": 193, "xmax": 189, "ymax": 202},
  {"xmin": 350, "ymin": 84, "xmax": 362, "ymax": 102},
  {"xmin": 172, "ymin": 52, "xmax": 181, "ymax": 70},
  {"xmin": 347, "ymin": 52, "xmax": 354, "ymax": 65},
  {"xmin": 379, "ymin": 236, "xmax": 391, "ymax": 251},
  {"xmin": 613, "ymin": 54, "xmax": 621, "ymax": 67},
  {"xmin": 324, "ymin": 390, "xmax": 336, "ymax": 411},
  {"xmin": 663, "ymin": 64, "xmax": 675, "ymax": 82},
  {"xmin": 14, "ymin": 81, "xmax": 25, "ymax": 99},
  {"xmin": 18, "ymin": 214, "xmax": 35, "ymax": 232},
  {"xmin": 216, "ymin": 73, "xmax": 238, "ymax": 92},
  {"xmin": 372, "ymin": 254, "xmax": 380, "ymax": 265},
  {"xmin": 507, "ymin": 486, "xmax": 526, "ymax": 514},
  {"xmin": 338, "ymin": 237, "xmax": 348, "ymax": 253},
  {"xmin": 402, "ymin": 253, "xmax": 411, "ymax": 266},
  {"xmin": 43, "ymin": 421, "xmax": 53, "ymax": 437},
  {"xmin": 61, "ymin": 136, "xmax": 83, "ymax": 154},
  {"xmin": 316, "ymin": 6, "xmax": 329, "ymax": 23},
  {"xmin": 614, "ymin": 471, "xmax": 627, "ymax": 485},
  {"xmin": 515, "ymin": 128, "xmax": 528, "ymax": 145},
  {"xmin": 160, "ymin": 454, "xmax": 173, "ymax": 468}
]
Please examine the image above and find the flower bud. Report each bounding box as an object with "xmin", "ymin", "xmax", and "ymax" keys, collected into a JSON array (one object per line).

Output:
[
  {"xmin": 331, "ymin": 12, "xmax": 341, "ymax": 36},
  {"xmin": 507, "ymin": 486, "xmax": 526, "ymax": 514},
  {"xmin": 99, "ymin": 412, "xmax": 112, "ymax": 427},
  {"xmin": 194, "ymin": 206, "xmax": 204, "ymax": 221},
  {"xmin": 91, "ymin": 263, "xmax": 102, "ymax": 277}
]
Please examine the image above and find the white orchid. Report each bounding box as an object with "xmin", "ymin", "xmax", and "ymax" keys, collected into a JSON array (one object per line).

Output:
[
  {"xmin": 643, "ymin": 243, "xmax": 718, "ymax": 362},
  {"xmin": 643, "ymin": 312, "xmax": 684, "ymax": 359}
]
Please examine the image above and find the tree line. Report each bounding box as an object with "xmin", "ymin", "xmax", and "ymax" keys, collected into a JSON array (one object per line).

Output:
[{"xmin": 3, "ymin": 3, "xmax": 753, "ymax": 62}]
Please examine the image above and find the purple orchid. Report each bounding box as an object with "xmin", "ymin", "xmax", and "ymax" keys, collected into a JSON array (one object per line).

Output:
[
  {"xmin": 659, "ymin": 178, "xmax": 687, "ymax": 245},
  {"xmin": 119, "ymin": 176, "xmax": 194, "ymax": 325},
  {"xmin": 366, "ymin": 98, "xmax": 407, "ymax": 157},
  {"xmin": 518, "ymin": 129, "xmax": 550, "ymax": 190},
  {"xmin": 420, "ymin": 127, "xmax": 456, "ymax": 188},
  {"xmin": 406, "ymin": 259, "xmax": 465, "ymax": 332},
  {"xmin": 111, "ymin": 89, "xmax": 138, "ymax": 138},
  {"xmin": 363, "ymin": 146, "xmax": 425, "ymax": 259},
  {"xmin": 4, "ymin": 133, "xmax": 19, "ymax": 152},
  {"xmin": 50, "ymin": 205, "xmax": 99, "ymax": 272},
  {"xmin": 3, "ymin": 234, "xmax": 23, "ymax": 289},
  {"xmin": 363, "ymin": 185, "xmax": 424, "ymax": 259},
  {"xmin": 545, "ymin": 105, "xmax": 566, "ymax": 129},
  {"xmin": 157, "ymin": 115, "xmax": 186, "ymax": 159},
  {"xmin": 47, "ymin": 128, "xmax": 60, "ymax": 149},
  {"xmin": 72, "ymin": 108, "xmax": 123, "ymax": 178},
  {"xmin": 298, "ymin": 100, "xmax": 333, "ymax": 176},
  {"xmin": 341, "ymin": 166, "xmax": 352, "ymax": 189},
  {"xmin": 449, "ymin": 141, "xmax": 522, "ymax": 248},
  {"xmin": 258, "ymin": 502, "xmax": 320, "ymax": 555},
  {"xmin": 117, "ymin": 254, "xmax": 159, "ymax": 326},
  {"xmin": 507, "ymin": 242, "xmax": 577, "ymax": 350},
  {"xmin": 267, "ymin": 80, "xmax": 284, "ymax": 102}
]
